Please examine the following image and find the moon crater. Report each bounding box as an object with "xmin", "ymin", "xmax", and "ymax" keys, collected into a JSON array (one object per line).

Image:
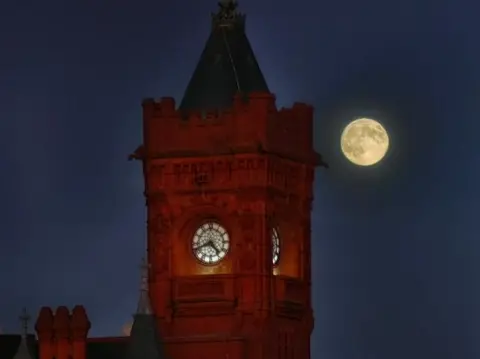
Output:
[{"xmin": 341, "ymin": 118, "xmax": 389, "ymax": 166}]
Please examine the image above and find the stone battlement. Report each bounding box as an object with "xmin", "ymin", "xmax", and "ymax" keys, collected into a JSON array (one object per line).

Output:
[{"xmin": 140, "ymin": 92, "xmax": 315, "ymax": 162}]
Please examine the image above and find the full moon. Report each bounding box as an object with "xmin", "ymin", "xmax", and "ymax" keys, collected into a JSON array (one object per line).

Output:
[{"xmin": 341, "ymin": 118, "xmax": 389, "ymax": 166}]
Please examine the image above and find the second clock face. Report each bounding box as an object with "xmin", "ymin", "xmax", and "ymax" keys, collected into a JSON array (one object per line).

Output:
[
  {"xmin": 272, "ymin": 227, "xmax": 280, "ymax": 265},
  {"xmin": 192, "ymin": 221, "xmax": 230, "ymax": 265}
]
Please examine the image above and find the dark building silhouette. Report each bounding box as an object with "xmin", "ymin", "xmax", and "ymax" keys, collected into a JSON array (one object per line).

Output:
[{"xmin": 1, "ymin": 1, "xmax": 325, "ymax": 359}]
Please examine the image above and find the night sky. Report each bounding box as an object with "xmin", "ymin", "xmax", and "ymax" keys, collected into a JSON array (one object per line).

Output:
[{"xmin": 1, "ymin": 0, "xmax": 479, "ymax": 358}]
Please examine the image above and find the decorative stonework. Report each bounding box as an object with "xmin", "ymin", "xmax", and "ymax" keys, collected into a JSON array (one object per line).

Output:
[
  {"xmin": 144, "ymin": 157, "xmax": 310, "ymax": 196},
  {"xmin": 284, "ymin": 280, "xmax": 305, "ymax": 304},
  {"xmin": 155, "ymin": 251, "xmax": 169, "ymax": 275},
  {"xmin": 147, "ymin": 210, "xmax": 173, "ymax": 275},
  {"xmin": 238, "ymin": 251, "xmax": 256, "ymax": 271},
  {"xmin": 239, "ymin": 215, "xmax": 255, "ymax": 231},
  {"xmin": 122, "ymin": 2, "xmax": 324, "ymax": 353},
  {"xmin": 147, "ymin": 213, "xmax": 172, "ymax": 235},
  {"xmin": 238, "ymin": 214, "xmax": 258, "ymax": 272},
  {"xmin": 177, "ymin": 281, "xmax": 224, "ymax": 298}
]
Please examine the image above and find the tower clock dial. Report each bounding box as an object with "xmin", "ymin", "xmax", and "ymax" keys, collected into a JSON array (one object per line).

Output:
[
  {"xmin": 192, "ymin": 221, "xmax": 230, "ymax": 264},
  {"xmin": 272, "ymin": 227, "xmax": 280, "ymax": 265}
]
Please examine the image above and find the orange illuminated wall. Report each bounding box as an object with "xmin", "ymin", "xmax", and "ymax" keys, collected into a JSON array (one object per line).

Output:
[
  {"xmin": 35, "ymin": 306, "xmax": 90, "ymax": 359},
  {"xmin": 130, "ymin": 91, "xmax": 322, "ymax": 359}
]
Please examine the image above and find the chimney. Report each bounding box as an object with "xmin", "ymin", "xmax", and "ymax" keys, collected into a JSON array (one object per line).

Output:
[
  {"xmin": 35, "ymin": 307, "xmax": 54, "ymax": 359},
  {"xmin": 53, "ymin": 307, "xmax": 70, "ymax": 359},
  {"xmin": 70, "ymin": 306, "xmax": 90, "ymax": 359}
]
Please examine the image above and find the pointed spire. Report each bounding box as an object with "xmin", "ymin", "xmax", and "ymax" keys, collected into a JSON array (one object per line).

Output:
[
  {"xmin": 13, "ymin": 308, "xmax": 34, "ymax": 359},
  {"xmin": 126, "ymin": 257, "xmax": 167, "ymax": 359},
  {"xmin": 180, "ymin": 1, "xmax": 269, "ymax": 112},
  {"xmin": 19, "ymin": 308, "xmax": 30, "ymax": 338},
  {"xmin": 136, "ymin": 257, "xmax": 152, "ymax": 315}
]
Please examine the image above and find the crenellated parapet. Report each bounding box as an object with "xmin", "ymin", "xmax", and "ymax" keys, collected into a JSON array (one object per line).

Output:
[
  {"xmin": 35, "ymin": 306, "xmax": 90, "ymax": 359},
  {"xmin": 140, "ymin": 92, "xmax": 316, "ymax": 164}
]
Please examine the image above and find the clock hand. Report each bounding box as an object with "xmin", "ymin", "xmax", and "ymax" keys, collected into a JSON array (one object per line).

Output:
[
  {"xmin": 193, "ymin": 242, "xmax": 208, "ymax": 250},
  {"xmin": 206, "ymin": 240, "xmax": 220, "ymax": 254}
]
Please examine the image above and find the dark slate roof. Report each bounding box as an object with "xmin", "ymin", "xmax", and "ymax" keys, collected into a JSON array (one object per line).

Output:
[
  {"xmin": 86, "ymin": 339, "xmax": 127, "ymax": 359},
  {"xmin": 0, "ymin": 260, "xmax": 163, "ymax": 359},
  {"xmin": 11, "ymin": 335, "xmax": 34, "ymax": 359},
  {"xmin": 0, "ymin": 335, "xmax": 125, "ymax": 359},
  {"xmin": 0, "ymin": 335, "xmax": 37, "ymax": 359},
  {"xmin": 179, "ymin": 0, "xmax": 270, "ymax": 112},
  {"xmin": 125, "ymin": 258, "xmax": 166, "ymax": 359},
  {"xmin": 126, "ymin": 315, "xmax": 165, "ymax": 359}
]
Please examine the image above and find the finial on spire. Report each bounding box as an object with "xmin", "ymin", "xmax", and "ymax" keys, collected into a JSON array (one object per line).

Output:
[
  {"xmin": 136, "ymin": 257, "xmax": 152, "ymax": 315},
  {"xmin": 211, "ymin": 0, "xmax": 245, "ymax": 29},
  {"xmin": 19, "ymin": 308, "xmax": 30, "ymax": 337},
  {"xmin": 219, "ymin": 0, "xmax": 238, "ymax": 10},
  {"xmin": 13, "ymin": 308, "xmax": 34, "ymax": 359},
  {"xmin": 126, "ymin": 256, "xmax": 165, "ymax": 359},
  {"xmin": 140, "ymin": 257, "xmax": 149, "ymax": 292}
]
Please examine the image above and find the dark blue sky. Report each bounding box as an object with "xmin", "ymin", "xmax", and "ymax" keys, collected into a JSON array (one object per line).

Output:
[{"xmin": 1, "ymin": 0, "xmax": 479, "ymax": 358}]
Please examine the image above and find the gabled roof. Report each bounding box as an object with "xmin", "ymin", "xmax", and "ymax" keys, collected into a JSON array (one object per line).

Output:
[
  {"xmin": 10, "ymin": 309, "xmax": 35, "ymax": 359},
  {"xmin": 179, "ymin": 0, "xmax": 269, "ymax": 112},
  {"xmin": 0, "ymin": 261, "xmax": 163, "ymax": 359},
  {"xmin": 11, "ymin": 336, "xmax": 33, "ymax": 359},
  {"xmin": 0, "ymin": 335, "xmax": 37, "ymax": 359}
]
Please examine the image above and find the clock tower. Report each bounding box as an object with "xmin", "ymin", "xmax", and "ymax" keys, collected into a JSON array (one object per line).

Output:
[{"xmin": 129, "ymin": 1, "xmax": 327, "ymax": 359}]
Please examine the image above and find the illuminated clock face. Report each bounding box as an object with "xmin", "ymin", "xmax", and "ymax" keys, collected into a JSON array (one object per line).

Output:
[
  {"xmin": 272, "ymin": 227, "xmax": 280, "ymax": 265},
  {"xmin": 192, "ymin": 221, "xmax": 230, "ymax": 264}
]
